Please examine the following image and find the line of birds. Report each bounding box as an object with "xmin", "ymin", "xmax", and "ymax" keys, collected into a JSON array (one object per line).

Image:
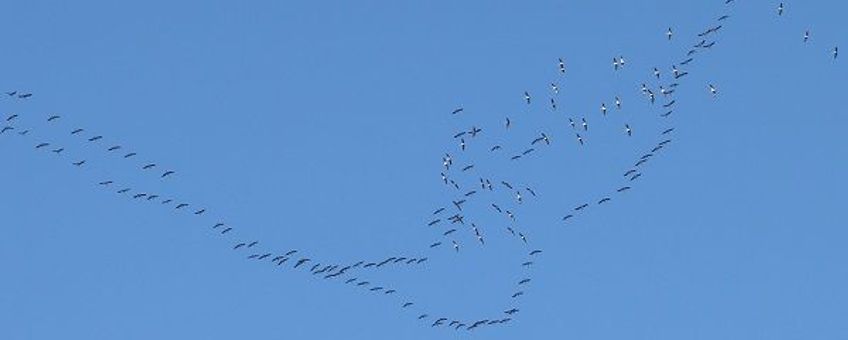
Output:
[{"xmin": 2, "ymin": 0, "xmax": 839, "ymax": 333}]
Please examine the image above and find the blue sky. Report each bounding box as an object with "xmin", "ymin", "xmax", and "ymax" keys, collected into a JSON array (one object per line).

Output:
[{"xmin": 1, "ymin": 0, "xmax": 846, "ymax": 339}]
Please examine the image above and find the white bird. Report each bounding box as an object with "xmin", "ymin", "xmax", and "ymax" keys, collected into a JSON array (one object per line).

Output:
[
  {"xmin": 666, "ymin": 27, "xmax": 673, "ymax": 40},
  {"xmin": 558, "ymin": 58, "xmax": 566, "ymax": 73},
  {"xmin": 600, "ymin": 103, "xmax": 607, "ymax": 115},
  {"xmin": 709, "ymin": 84, "xmax": 718, "ymax": 96},
  {"xmin": 615, "ymin": 96, "xmax": 621, "ymax": 109},
  {"xmin": 625, "ymin": 124, "xmax": 632, "ymax": 136},
  {"xmin": 804, "ymin": 30, "xmax": 810, "ymax": 43},
  {"xmin": 777, "ymin": 3, "xmax": 784, "ymax": 16}
]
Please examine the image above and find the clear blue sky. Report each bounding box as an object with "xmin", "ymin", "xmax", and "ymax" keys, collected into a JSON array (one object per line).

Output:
[{"xmin": 1, "ymin": 1, "xmax": 846, "ymax": 339}]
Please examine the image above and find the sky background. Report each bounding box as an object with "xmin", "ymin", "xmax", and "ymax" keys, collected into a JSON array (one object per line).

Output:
[{"xmin": 1, "ymin": 0, "xmax": 846, "ymax": 339}]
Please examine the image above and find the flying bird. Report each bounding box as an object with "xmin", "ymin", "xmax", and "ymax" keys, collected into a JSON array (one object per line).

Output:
[
  {"xmin": 777, "ymin": 3, "xmax": 784, "ymax": 16},
  {"xmin": 124, "ymin": 152, "xmax": 137, "ymax": 158},
  {"xmin": 88, "ymin": 136, "xmax": 103, "ymax": 142},
  {"xmin": 666, "ymin": 27, "xmax": 673, "ymax": 40},
  {"xmin": 71, "ymin": 128, "xmax": 84, "ymax": 135},
  {"xmin": 107, "ymin": 145, "xmax": 121, "ymax": 151},
  {"xmin": 72, "ymin": 160, "xmax": 86, "ymax": 166},
  {"xmin": 47, "ymin": 115, "xmax": 60, "ymax": 122},
  {"xmin": 451, "ymin": 108, "xmax": 463, "ymax": 115},
  {"xmin": 142, "ymin": 163, "xmax": 156, "ymax": 170},
  {"xmin": 161, "ymin": 171, "xmax": 175, "ymax": 178}
]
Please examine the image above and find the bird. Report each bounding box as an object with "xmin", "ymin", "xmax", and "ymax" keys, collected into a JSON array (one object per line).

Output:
[
  {"xmin": 403, "ymin": 302, "xmax": 414, "ymax": 308},
  {"xmin": 5, "ymin": 91, "xmax": 16, "ymax": 96},
  {"xmin": 804, "ymin": 30, "xmax": 810, "ymax": 43},
  {"xmin": 834, "ymin": 46, "xmax": 839, "ymax": 59},
  {"xmin": 718, "ymin": 15, "xmax": 730, "ymax": 21},
  {"xmin": 461, "ymin": 164, "xmax": 473, "ymax": 172},
  {"xmin": 666, "ymin": 27, "xmax": 673, "ymax": 40},
  {"xmin": 123, "ymin": 152, "xmax": 137, "ymax": 158},
  {"xmin": 148, "ymin": 195, "xmax": 161, "ymax": 201},
  {"xmin": 294, "ymin": 258, "xmax": 310, "ymax": 268},
  {"xmin": 551, "ymin": 83, "xmax": 559, "ymax": 94},
  {"xmin": 598, "ymin": 197, "xmax": 611, "ymax": 204},
  {"xmin": 35, "ymin": 143, "xmax": 50, "ymax": 149},
  {"xmin": 524, "ymin": 91, "xmax": 531, "ymax": 104},
  {"xmin": 452, "ymin": 240, "xmax": 460, "ymax": 252},
  {"xmin": 615, "ymin": 96, "xmax": 621, "ymax": 109},
  {"xmin": 88, "ymin": 136, "xmax": 102, "ymax": 142},
  {"xmin": 575, "ymin": 203, "xmax": 589, "ymax": 211},
  {"xmin": 161, "ymin": 171, "xmax": 175, "ymax": 178},
  {"xmin": 662, "ymin": 128, "xmax": 675, "ymax": 135},
  {"xmin": 562, "ymin": 214, "xmax": 574, "ymax": 221},
  {"xmin": 681, "ymin": 58, "xmax": 694, "ymax": 65},
  {"xmin": 505, "ymin": 308, "xmax": 520, "ymax": 315},
  {"xmin": 451, "ymin": 108, "xmax": 463, "ymax": 115},
  {"xmin": 47, "ymin": 115, "xmax": 60, "ymax": 122},
  {"xmin": 512, "ymin": 291, "xmax": 524, "ymax": 298},
  {"xmin": 550, "ymin": 98, "xmax": 557, "ymax": 110},
  {"xmin": 576, "ymin": 133, "xmax": 584, "ymax": 146},
  {"xmin": 663, "ymin": 100, "xmax": 676, "ymax": 108},
  {"xmin": 51, "ymin": 148, "xmax": 64, "ymax": 154},
  {"xmin": 600, "ymin": 103, "xmax": 607, "ymax": 116},
  {"xmin": 98, "ymin": 181, "xmax": 113, "ymax": 186},
  {"xmin": 142, "ymin": 163, "xmax": 156, "ymax": 170},
  {"xmin": 581, "ymin": 118, "xmax": 588, "ymax": 131},
  {"xmin": 777, "ymin": 3, "xmax": 784, "ymax": 16},
  {"xmin": 459, "ymin": 138, "xmax": 466, "ymax": 151},
  {"xmin": 443, "ymin": 229, "xmax": 456, "ymax": 236},
  {"xmin": 526, "ymin": 187, "xmax": 537, "ymax": 197},
  {"xmin": 522, "ymin": 148, "xmax": 534, "ymax": 155},
  {"xmin": 430, "ymin": 242, "xmax": 442, "ymax": 248},
  {"xmin": 433, "ymin": 207, "xmax": 445, "ymax": 215},
  {"xmin": 625, "ymin": 124, "xmax": 632, "ymax": 136},
  {"xmin": 18, "ymin": 93, "xmax": 32, "ymax": 98},
  {"xmin": 133, "ymin": 193, "xmax": 147, "ymax": 199},
  {"xmin": 345, "ymin": 278, "xmax": 357, "ymax": 284},
  {"xmin": 0, "ymin": 126, "xmax": 13, "ymax": 134},
  {"xmin": 117, "ymin": 188, "xmax": 131, "ymax": 194},
  {"xmin": 653, "ymin": 67, "xmax": 661, "ymax": 79},
  {"xmin": 107, "ymin": 145, "xmax": 121, "ymax": 151},
  {"xmin": 501, "ymin": 181, "xmax": 514, "ymax": 190},
  {"xmin": 71, "ymin": 128, "xmax": 84, "ymax": 135},
  {"xmin": 72, "ymin": 160, "xmax": 86, "ymax": 166},
  {"xmin": 558, "ymin": 58, "xmax": 566, "ymax": 73},
  {"xmin": 194, "ymin": 209, "xmax": 206, "ymax": 215},
  {"xmin": 418, "ymin": 314, "xmax": 428, "ymax": 320},
  {"xmin": 5, "ymin": 114, "xmax": 18, "ymax": 122},
  {"xmin": 505, "ymin": 117, "xmax": 511, "ymax": 129},
  {"xmin": 427, "ymin": 219, "xmax": 441, "ymax": 226},
  {"xmin": 529, "ymin": 250, "xmax": 542, "ymax": 256},
  {"xmin": 617, "ymin": 186, "xmax": 631, "ymax": 192},
  {"xmin": 233, "ymin": 243, "xmax": 246, "ymax": 249},
  {"xmin": 175, "ymin": 203, "xmax": 189, "ymax": 209},
  {"xmin": 613, "ymin": 57, "xmax": 621, "ymax": 70},
  {"xmin": 708, "ymin": 84, "xmax": 718, "ymax": 96},
  {"xmin": 518, "ymin": 278, "xmax": 531, "ymax": 285},
  {"xmin": 518, "ymin": 232, "xmax": 527, "ymax": 243}
]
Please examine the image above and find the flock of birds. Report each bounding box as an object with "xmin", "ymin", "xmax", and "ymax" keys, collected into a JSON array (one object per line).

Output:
[{"xmin": 1, "ymin": 1, "xmax": 839, "ymax": 333}]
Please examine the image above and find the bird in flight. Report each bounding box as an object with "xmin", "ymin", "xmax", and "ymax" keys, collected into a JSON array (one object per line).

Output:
[
  {"xmin": 88, "ymin": 136, "xmax": 103, "ymax": 142},
  {"xmin": 524, "ymin": 91, "xmax": 531, "ymax": 104},
  {"xmin": 71, "ymin": 128, "xmax": 84, "ymax": 135},
  {"xmin": 666, "ymin": 27, "xmax": 673, "ymax": 40},
  {"xmin": 47, "ymin": 115, "xmax": 60, "ymax": 122},
  {"xmin": 777, "ymin": 3, "xmax": 784, "ymax": 16},
  {"xmin": 35, "ymin": 143, "xmax": 50, "ymax": 149},
  {"xmin": 625, "ymin": 124, "xmax": 632, "ymax": 136},
  {"xmin": 142, "ymin": 163, "xmax": 156, "ymax": 170},
  {"xmin": 558, "ymin": 58, "xmax": 566, "ymax": 73},
  {"xmin": 709, "ymin": 84, "xmax": 718, "ymax": 96},
  {"xmin": 804, "ymin": 30, "xmax": 810, "ymax": 43},
  {"xmin": 451, "ymin": 108, "xmax": 463, "ymax": 115},
  {"xmin": 107, "ymin": 145, "xmax": 121, "ymax": 151},
  {"xmin": 834, "ymin": 46, "xmax": 839, "ymax": 59},
  {"xmin": 161, "ymin": 171, "xmax": 175, "ymax": 178},
  {"xmin": 72, "ymin": 160, "xmax": 86, "ymax": 166},
  {"xmin": 124, "ymin": 152, "xmax": 137, "ymax": 158}
]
